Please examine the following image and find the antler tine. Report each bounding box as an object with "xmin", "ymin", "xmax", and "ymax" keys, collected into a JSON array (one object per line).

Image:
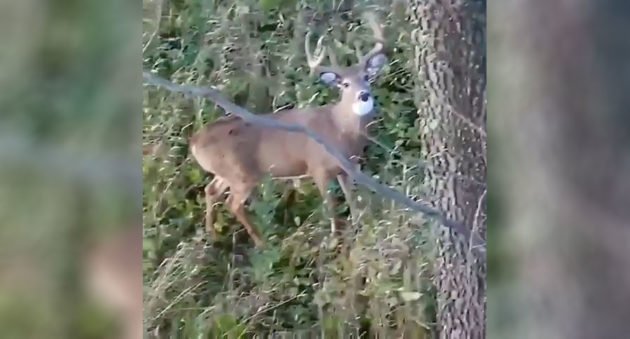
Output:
[
  {"xmin": 359, "ymin": 12, "xmax": 385, "ymax": 65},
  {"xmin": 304, "ymin": 31, "xmax": 342, "ymax": 76},
  {"xmin": 305, "ymin": 31, "xmax": 326, "ymax": 71},
  {"xmin": 328, "ymin": 49, "xmax": 339, "ymax": 67}
]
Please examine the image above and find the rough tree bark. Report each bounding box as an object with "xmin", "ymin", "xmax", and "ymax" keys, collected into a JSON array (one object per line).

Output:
[{"xmin": 409, "ymin": 0, "xmax": 486, "ymax": 338}]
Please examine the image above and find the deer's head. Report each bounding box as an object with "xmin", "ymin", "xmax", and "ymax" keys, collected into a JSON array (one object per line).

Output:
[{"xmin": 305, "ymin": 13, "xmax": 387, "ymax": 117}]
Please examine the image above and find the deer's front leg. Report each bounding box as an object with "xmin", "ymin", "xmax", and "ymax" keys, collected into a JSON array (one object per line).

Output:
[
  {"xmin": 337, "ymin": 172, "xmax": 359, "ymax": 225},
  {"xmin": 338, "ymin": 156, "xmax": 363, "ymax": 225},
  {"xmin": 312, "ymin": 170, "xmax": 343, "ymax": 235}
]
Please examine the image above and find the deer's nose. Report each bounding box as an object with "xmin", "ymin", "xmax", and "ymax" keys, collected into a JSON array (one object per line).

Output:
[{"xmin": 358, "ymin": 92, "xmax": 370, "ymax": 102}]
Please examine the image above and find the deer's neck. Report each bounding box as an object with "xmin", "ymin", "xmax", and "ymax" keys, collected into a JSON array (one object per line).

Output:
[
  {"xmin": 331, "ymin": 103, "xmax": 374, "ymax": 142},
  {"xmin": 331, "ymin": 103, "xmax": 374, "ymax": 136}
]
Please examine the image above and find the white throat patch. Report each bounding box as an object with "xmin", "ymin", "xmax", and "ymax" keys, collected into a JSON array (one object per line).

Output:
[{"xmin": 352, "ymin": 97, "xmax": 374, "ymax": 116}]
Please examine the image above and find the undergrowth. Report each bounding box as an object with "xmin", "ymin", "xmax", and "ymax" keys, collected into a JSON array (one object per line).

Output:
[{"xmin": 143, "ymin": 0, "xmax": 439, "ymax": 337}]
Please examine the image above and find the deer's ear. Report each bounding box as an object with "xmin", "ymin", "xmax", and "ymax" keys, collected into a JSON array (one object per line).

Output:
[
  {"xmin": 319, "ymin": 71, "xmax": 341, "ymax": 87},
  {"xmin": 364, "ymin": 53, "xmax": 387, "ymax": 78}
]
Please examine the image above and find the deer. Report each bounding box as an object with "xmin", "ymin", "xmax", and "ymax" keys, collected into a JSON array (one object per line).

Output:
[{"xmin": 189, "ymin": 13, "xmax": 388, "ymax": 248}]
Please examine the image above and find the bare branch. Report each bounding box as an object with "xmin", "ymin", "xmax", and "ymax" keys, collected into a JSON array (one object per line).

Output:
[
  {"xmin": 449, "ymin": 107, "xmax": 487, "ymax": 138},
  {"xmin": 469, "ymin": 188, "xmax": 487, "ymax": 256},
  {"xmin": 142, "ymin": 71, "xmax": 486, "ymax": 250}
]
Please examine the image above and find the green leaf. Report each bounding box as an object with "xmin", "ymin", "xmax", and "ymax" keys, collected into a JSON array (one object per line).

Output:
[{"xmin": 259, "ymin": 0, "xmax": 284, "ymax": 11}]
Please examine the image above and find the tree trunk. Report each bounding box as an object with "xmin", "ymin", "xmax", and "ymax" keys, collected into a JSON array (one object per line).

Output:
[{"xmin": 409, "ymin": 1, "xmax": 487, "ymax": 338}]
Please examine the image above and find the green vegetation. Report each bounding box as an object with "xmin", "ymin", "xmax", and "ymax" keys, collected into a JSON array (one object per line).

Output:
[{"xmin": 143, "ymin": 0, "xmax": 439, "ymax": 337}]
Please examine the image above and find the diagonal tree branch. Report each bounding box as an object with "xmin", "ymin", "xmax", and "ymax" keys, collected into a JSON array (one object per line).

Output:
[
  {"xmin": 142, "ymin": 71, "xmax": 486, "ymax": 250},
  {"xmin": 0, "ymin": 132, "xmax": 139, "ymax": 189}
]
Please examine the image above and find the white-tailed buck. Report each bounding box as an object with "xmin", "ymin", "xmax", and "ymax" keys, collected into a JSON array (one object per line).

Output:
[{"xmin": 189, "ymin": 13, "xmax": 387, "ymax": 247}]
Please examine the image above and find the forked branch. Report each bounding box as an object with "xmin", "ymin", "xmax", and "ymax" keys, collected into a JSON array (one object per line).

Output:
[{"xmin": 142, "ymin": 71, "xmax": 486, "ymax": 251}]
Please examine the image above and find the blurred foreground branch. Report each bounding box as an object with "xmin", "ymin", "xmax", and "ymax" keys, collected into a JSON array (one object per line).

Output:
[
  {"xmin": 491, "ymin": 1, "xmax": 630, "ymax": 338},
  {"xmin": 0, "ymin": 132, "xmax": 138, "ymax": 188},
  {"xmin": 142, "ymin": 71, "xmax": 486, "ymax": 250}
]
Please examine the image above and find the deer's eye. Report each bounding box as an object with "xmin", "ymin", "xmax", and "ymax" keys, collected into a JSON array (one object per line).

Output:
[{"xmin": 341, "ymin": 82, "xmax": 350, "ymax": 88}]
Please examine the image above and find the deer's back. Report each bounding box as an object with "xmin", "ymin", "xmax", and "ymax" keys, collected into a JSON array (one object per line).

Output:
[
  {"xmin": 190, "ymin": 107, "xmax": 342, "ymax": 180},
  {"xmin": 262, "ymin": 107, "xmax": 369, "ymax": 176},
  {"xmin": 190, "ymin": 116, "xmax": 263, "ymax": 179}
]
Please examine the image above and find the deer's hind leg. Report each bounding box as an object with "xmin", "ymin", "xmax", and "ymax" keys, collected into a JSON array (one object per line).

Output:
[
  {"xmin": 205, "ymin": 177, "xmax": 229, "ymax": 237},
  {"xmin": 227, "ymin": 181, "xmax": 265, "ymax": 248}
]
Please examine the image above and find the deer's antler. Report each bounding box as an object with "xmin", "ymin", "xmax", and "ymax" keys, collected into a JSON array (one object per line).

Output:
[
  {"xmin": 358, "ymin": 12, "xmax": 385, "ymax": 68},
  {"xmin": 305, "ymin": 31, "xmax": 343, "ymax": 76}
]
